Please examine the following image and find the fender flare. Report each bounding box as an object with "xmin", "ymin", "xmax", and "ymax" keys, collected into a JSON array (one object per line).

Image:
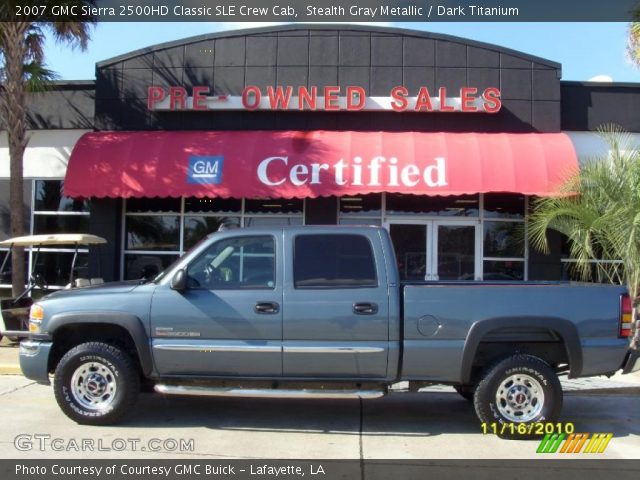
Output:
[
  {"xmin": 47, "ymin": 312, "xmax": 153, "ymax": 376},
  {"xmin": 459, "ymin": 316, "xmax": 582, "ymax": 384}
]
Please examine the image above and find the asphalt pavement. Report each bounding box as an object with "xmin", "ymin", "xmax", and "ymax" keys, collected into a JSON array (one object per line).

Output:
[
  {"xmin": 1, "ymin": 338, "xmax": 639, "ymax": 460},
  {"xmin": 0, "ymin": 373, "xmax": 638, "ymax": 460}
]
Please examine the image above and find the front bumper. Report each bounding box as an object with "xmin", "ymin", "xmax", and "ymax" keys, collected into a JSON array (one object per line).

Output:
[
  {"xmin": 621, "ymin": 349, "xmax": 640, "ymax": 374},
  {"xmin": 19, "ymin": 340, "xmax": 52, "ymax": 385}
]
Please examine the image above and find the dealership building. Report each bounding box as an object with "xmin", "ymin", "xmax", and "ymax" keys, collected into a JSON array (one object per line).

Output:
[{"xmin": 1, "ymin": 24, "xmax": 639, "ymax": 289}]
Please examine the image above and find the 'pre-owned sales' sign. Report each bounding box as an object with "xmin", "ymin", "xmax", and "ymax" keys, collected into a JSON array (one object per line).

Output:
[{"xmin": 147, "ymin": 85, "xmax": 502, "ymax": 113}]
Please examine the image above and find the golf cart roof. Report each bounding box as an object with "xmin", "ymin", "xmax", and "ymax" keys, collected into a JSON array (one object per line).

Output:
[{"xmin": 0, "ymin": 234, "xmax": 107, "ymax": 247}]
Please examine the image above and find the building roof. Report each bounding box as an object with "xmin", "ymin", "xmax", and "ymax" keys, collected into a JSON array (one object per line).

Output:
[{"xmin": 96, "ymin": 23, "xmax": 562, "ymax": 70}]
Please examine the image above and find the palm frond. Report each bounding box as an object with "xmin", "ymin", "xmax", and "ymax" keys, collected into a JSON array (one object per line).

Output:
[
  {"xmin": 24, "ymin": 25, "xmax": 45, "ymax": 64},
  {"xmin": 48, "ymin": 22, "xmax": 92, "ymax": 50},
  {"xmin": 627, "ymin": 22, "xmax": 640, "ymax": 68},
  {"xmin": 528, "ymin": 126, "xmax": 640, "ymax": 301},
  {"xmin": 45, "ymin": 0, "xmax": 98, "ymax": 51},
  {"xmin": 23, "ymin": 61, "xmax": 59, "ymax": 92}
]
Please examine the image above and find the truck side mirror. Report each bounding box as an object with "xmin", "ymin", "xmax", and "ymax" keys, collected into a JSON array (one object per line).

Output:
[{"xmin": 170, "ymin": 269, "xmax": 187, "ymax": 291}]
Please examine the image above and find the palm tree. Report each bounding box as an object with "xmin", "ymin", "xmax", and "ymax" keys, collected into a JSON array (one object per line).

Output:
[
  {"xmin": 529, "ymin": 126, "xmax": 640, "ymax": 307},
  {"xmin": 0, "ymin": 2, "xmax": 96, "ymax": 296},
  {"xmin": 629, "ymin": 5, "xmax": 640, "ymax": 67}
]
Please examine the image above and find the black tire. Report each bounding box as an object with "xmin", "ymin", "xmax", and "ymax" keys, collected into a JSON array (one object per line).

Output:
[
  {"xmin": 454, "ymin": 385, "xmax": 476, "ymax": 402},
  {"xmin": 53, "ymin": 342, "xmax": 139, "ymax": 425},
  {"xmin": 473, "ymin": 354, "xmax": 562, "ymax": 439}
]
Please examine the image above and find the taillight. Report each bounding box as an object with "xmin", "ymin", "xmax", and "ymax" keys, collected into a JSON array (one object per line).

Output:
[{"xmin": 620, "ymin": 294, "xmax": 633, "ymax": 338}]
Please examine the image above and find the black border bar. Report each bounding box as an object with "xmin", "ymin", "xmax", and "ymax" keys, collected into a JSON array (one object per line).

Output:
[
  {"xmin": 1, "ymin": 0, "xmax": 640, "ymax": 22},
  {"xmin": 3, "ymin": 460, "xmax": 640, "ymax": 480}
]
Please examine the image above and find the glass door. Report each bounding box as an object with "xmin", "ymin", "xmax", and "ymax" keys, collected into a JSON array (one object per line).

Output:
[
  {"xmin": 433, "ymin": 221, "xmax": 479, "ymax": 281},
  {"xmin": 387, "ymin": 220, "xmax": 479, "ymax": 281},
  {"xmin": 388, "ymin": 222, "xmax": 432, "ymax": 281}
]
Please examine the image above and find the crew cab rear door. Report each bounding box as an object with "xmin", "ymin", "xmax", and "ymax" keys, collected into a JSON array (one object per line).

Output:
[{"xmin": 282, "ymin": 230, "xmax": 390, "ymax": 378}]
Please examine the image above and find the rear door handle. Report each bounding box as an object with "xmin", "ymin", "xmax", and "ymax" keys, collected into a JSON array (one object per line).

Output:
[
  {"xmin": 255, "ymin": 301, "xmax": 280, "ymax": 314},
  {"xmin": 353, "ymin": 302, "xmax": 378, "ymax": 315}
]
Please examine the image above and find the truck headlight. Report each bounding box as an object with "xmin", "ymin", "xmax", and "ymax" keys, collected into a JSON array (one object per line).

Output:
[{"xmin": 29, "ymin": 304, "xmax": 44, "ymax": 333}]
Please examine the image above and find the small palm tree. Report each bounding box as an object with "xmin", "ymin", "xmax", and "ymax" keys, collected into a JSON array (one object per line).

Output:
[
  {"xmin": 529, "ymin": 126, "xmax": 640, "ymax": 308},
  {"xmin": 0, "ymin": 2, "xmax": 96, "ymax": 296}
]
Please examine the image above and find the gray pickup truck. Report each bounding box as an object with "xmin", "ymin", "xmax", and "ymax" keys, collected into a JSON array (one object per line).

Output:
[{"xmin": 19, "ymin": 226, "xmax": 639, "ymax": 435}]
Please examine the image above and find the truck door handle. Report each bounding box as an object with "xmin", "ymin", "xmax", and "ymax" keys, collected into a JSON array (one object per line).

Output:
[
  {"xmin": 254, "ymin": 301, "xmax": 280, "ymax": 314},
  {"xmin": 353, "ymin": 302, "xmax": 378, "ymax": 315}
]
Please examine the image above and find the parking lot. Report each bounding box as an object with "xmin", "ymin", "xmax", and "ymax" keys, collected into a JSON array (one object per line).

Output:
[{"xmin": 0, "ymin": 373, "xmax": 638, "ymax": 460}]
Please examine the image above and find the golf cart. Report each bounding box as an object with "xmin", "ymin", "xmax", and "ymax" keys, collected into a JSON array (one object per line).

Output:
[{"xmin": 0, "ymin": 234, "xmax": 106, "ymax": 341}]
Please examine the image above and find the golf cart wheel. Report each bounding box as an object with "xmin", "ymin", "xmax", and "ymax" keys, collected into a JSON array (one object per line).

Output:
[
  {"xmin": 473, "ymin": 354, "xmax": 562, "ymax": 439},
  {"xmin": 54, "ymin": 342, "xmax": 139, "ymax": 425}
]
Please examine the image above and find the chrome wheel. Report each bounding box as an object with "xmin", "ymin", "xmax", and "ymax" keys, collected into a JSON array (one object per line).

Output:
[
  {"xmin": 70, "ymin": 362, "xmax": 117, "ymax": 411},
  {"xmin": 495, "ymin": 373, "xmax": 544, "ymax": 422}
]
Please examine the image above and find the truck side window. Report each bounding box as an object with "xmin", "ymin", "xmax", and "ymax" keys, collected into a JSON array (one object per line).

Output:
[
  {"xmin": 186, "ymin": 236, "xmax": 275, "ymax": 290},
  {"xmin": 294, "ymin": 234, "xmax": 377, "ymax": 288}
]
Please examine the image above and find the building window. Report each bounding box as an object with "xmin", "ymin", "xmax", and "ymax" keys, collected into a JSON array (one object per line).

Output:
[
  {"xmin": 184, "ymin": 197, "xmax": 241, "ymax": 214},
  {"xmin": 483, "ymin": 193, "xmax": 525, "ymax": 220},
  {"xmin": 559, "ymin": 235, "xmax": 623, "ymax": 283},
  {"xmin": 126, "ymin": 197, "xmax": 180, "ymax": 213},
  {"xmin": 33, "ymin": 251, "xmax": 90, "ymax": 287},
  {"xmin": 243, "ymin": 198, "xmax": 303, "ymax": 227},
  {"xmin": 0, "ymin": 252, "xmax": 28, "ymax": 287},
  {"xmin": 125, "ymin": 254, "xmax": 177, "ymax": 281},
  {"xmin": 122, "ymin": 197, "xmax": 304, "ymax": 280},
  {"xmin": 0, "ymin": 180, "xmax": 32, "ymax": 289},
  {"xmin": 33, "ymin": 180, "xmax": 90, "ymax": 236},
  {"xmin": 30, "ymin": 180, "xmax": 91, "ymax": 288},
  {"xmin": 483, "ymin": 260, "xmax": 525, "ymax": 281},
  {"xmin": 183, "ymin": 217, "xmax": 240, "ymax": 250},
  {"xmin": 338, "ymin": 194, "xmax": 383, "ymax": 225},
  {"xmin": 482, "ymin": 194, "xmax": 526, "ymax": 281},
  {"xmin": 483, "ymin": 222, "xmax": 524, "ymax": 258},
  {"xmin": 0, "ymin": 179, "xmax": 32, "ymax": 242},
  {"xmin": 338, "ymin": 193, "xmax": 529, "ymax": 281},
  {"xmin": 183, "ymin": 197, "xmax": 242, "ymax": 250},
  {"xmin": 386, "ymin": 193, "xmax": 479, "ymax": 217},
  {"xmin": 337, "ymin": 193, "xmax": 481, "ymax": 224},
  {"xmin": 125, "ymin": 216, "xmax": 180, "ymax": 251}
]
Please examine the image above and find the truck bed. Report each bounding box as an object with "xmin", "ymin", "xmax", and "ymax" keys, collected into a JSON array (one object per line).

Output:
[{"xmin": 399, "ymin": 281, "xmax": 629, "ymax": 382}]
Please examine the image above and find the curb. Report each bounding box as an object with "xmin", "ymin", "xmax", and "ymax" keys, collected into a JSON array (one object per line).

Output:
[
  {"xmin": 0, "ymin": 365, "xmax": 22, "ymax": 375},
  {"xmin": 564, "ymin": 387, "xmax": 640, "ymax": 395}
]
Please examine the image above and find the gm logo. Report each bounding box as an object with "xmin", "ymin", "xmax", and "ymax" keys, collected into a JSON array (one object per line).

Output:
[{"xmin": 187, "ymin": 156, "xmax": 224, "ymax": 184}]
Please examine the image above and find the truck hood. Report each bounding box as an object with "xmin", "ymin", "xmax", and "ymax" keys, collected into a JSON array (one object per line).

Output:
[{"xmin": 43, "ymin": 280, "xmax": 142, "ymax": 299}]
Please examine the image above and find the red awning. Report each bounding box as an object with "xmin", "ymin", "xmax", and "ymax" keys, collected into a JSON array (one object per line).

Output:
[{"xmin": 64, "ymin": 131, "xmax": 578, "ymax": 199}]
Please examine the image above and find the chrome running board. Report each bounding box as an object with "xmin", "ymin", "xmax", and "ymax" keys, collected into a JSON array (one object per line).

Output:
[{"xmin": 154, "ymin": 384, "xmax": 385, "ymax": 399}]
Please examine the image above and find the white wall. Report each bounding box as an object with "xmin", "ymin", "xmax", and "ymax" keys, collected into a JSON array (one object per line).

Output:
[
  {"xmin": 565, "ymin": 131, "xmax": 640, "ymax": 166},
  {"xmin": 0, "ymin": 130, "xmax": 90, "ymax": 179}
]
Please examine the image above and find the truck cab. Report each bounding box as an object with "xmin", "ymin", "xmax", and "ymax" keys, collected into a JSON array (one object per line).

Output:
[{"xmin": 151, "ymin": 226, "xmax": 397, "ymax": 380}]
